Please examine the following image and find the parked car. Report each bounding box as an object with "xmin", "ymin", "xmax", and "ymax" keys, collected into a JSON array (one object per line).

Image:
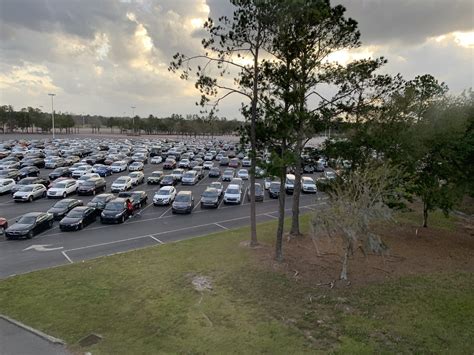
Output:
[
  {"xmin": 194, "ymin": 166, "xmax": 205, "ymax": 180},
  {"xmin": 110, "ymin": 160, "xmax": 128, "ymax": 173},
  {"xmin": 44, "ymin": 157, "xmax": 65, "ymax": 169},
  {"xmin": 94, "ymin": 164, "xmax": 113, "ymax": 177},
  {"xmin": 163, "ymin": 158, "xmax": 176, "ymax": 170},
  {"xmin": 268, "ymin": 181, "xmax": 281, "ymax": 198},
  {"xmin": 72, "ymin": 165, "xmax": 93, "ymax": 178},
  {"xmin": 160, "ymin": 175, "xmax": 176, "ymax": 186},
  {"xmin": 111, "ymin": 176, "xmax": 133, "ymax": 192},
  {"xmin": 301, "ymin": 176, "xmax": 317, "ymax": 193},
  {"xmin": 0, "ymin": 178, "xmax": 15, "ymax": 194},
  {"xmin": 200, "ymin": 187, "xmax": 221, "ymax": 208},
  {"xmin": 4, "ymin": 212, "xmax": 54, "ymax": 239},
  {"xmin": 181, "ymin": 170, "xmax": 199, "ymax": 185},
  {"xmin": 12, "ymin": 177, "xmax": 48, "ymax": 194},
  {"xmin": 13, "ymin": 184, "xmax": 47, "ymax": 202},
  {"xmin": 87, "ymin": 193, "xmax": 116, "ymax": 212},
  {"xmin": 47, "ymin": 198, "xmax": 84, "ymax": 220},
  {"xmin": 222, "ymin": 168, "xmax": 235, "ymax": 182},
  {"xmin": 150, "ymin": 156, "xmax": 163, "ymax": 164},
  {"xmin": 208, "ymin": 181, "xmax": 224, "ymax": 196},
  {"xmin": 153, "ymin": 186, "xmax": 177, "ymax": 206},
  {"xmin": 219, "ymin": 157, "xmax": 229, "ymax": 166},
  {"xmin": 19, "ymin": 166, "xmax": 40, "ymax": 178},
  {"xmin": 178, "ymin": 159, "xmax": 190, "ymax": 169},
  {"xmin": 172, "ymin": 191, "xmax": 194, "ymax": 214},
  {"xmin": 49, "ymin": 167, "xmax": 72, "ymax": 180},
  {"xmin": 60, "ymin": 206, "xmax": 98, "ymax": 231},
  {"xmin": 129, "ymin": 171, "xmax": 145, "ymax": 185},
  {"xmin": 100, "ymin": 198, "xmax": 131, "ymax": 224},
  {"xmin": 228, "ymin": 158, "xmax": 240, "ymax": 168},
  {"xmin": 77, "ymin": 173, "xmax": 100, "ymax": 186},
  {"xmin": 303, "ymin": 164, "xmax": 315, "ymax": 174},
  {"xmin": 128, "ymin": 162, "xmax": 144, "ymax": 171},
  {"xmin": 47, "ymin": 179, "xmax": 78, "ymax": 198},
  {"xmin": 237, "ymin": 168, "xmax": 249, "ymax": 180},
  {"xmin": 0, "ymin": 169, "xmax": 21, "ymax": 181},
  {"xmin": 118, "ymin": 191, "xmax": 148, "ymax": 209},
  {"xmin": 264, "ymin": 176, "xmax": 279, "ymax": 190},
  {"xmin": 147, "ymin": 171, "xmax": 163, "ymax": 185},
  {"xmin": 242, "ymin": 157, "xmax": 251, "ymax": 167},
  {"xmin": 285, "ymin": 174, "xmax": 295, "ymax": 194},
  {"xmin": 223, "ymin": 184, "xmax": 242, "ymax": 205},
  {"xmin": 77, "ymin": 177, "xmax": 107, "ymax": 195},
  {"xmin": 247, "ymin": 183, "xmax": 264, "ymax": 202},
  {"xmin": 171, "ymin": 168, "xmax": 185, "ymax": 182},
  {"xmin": 208, "ymin": 167, "xmax": 221, "ymax": 178},
  {"xmin": 203, "ymin": 161, "xmax": 214, "ymax": 170}
]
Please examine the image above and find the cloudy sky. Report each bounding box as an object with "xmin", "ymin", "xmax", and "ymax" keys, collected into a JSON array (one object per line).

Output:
[{"xmin": 0, "ymin": 0, "xmax": 472, "ymax": 119}]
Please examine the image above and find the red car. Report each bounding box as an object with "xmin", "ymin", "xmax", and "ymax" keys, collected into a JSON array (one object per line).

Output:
[
  {"xmin": 0, "ymin": 217, "xmax": 8, "ymax": 233},
  {"xmin": 163, "ymin": 159, "xmax": 176, "ymax": 170},
  {"xmin": 228, "ymin": 158, "xmax": 240, "ymax": 168}
]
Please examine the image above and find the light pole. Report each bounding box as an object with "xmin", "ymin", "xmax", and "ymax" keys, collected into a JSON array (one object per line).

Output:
[
  {"xmin": 48, "ymin": 93, "xmax": 56, "ymax": 139},
  {"xmin": 131, "ymin": 106, "xmax": 136, "ymax": 134}
]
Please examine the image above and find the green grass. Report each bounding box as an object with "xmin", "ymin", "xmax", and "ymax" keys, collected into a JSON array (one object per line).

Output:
[{"xmin": 0, "ymin": 214, "xmax": 473, "ymax": 354}]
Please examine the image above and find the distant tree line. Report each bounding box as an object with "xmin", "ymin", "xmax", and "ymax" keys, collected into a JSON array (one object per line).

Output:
[{"xmin": 0, "ymin": 105, "xmax": 240, "ymax": 136}]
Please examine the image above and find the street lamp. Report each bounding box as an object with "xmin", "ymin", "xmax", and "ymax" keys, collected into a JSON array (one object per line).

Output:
[
  {"xmin": 131, "ymin": 106, "xmax": 136, "ymax": 134},
  {"xmin": 48, "ymin": 93, "xmax": 56, "ymax": 139}
]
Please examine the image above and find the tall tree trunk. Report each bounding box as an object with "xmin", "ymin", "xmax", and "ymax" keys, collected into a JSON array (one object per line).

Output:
[
  {"xmin": 249, "ymin": 22, "xmax": 261, "ymax": 247},
  {"xmin": 422, "ymin": 201, "xmax": 428, "ymax": 228},
  {"xmin": 290, "ymin": 131, "xmax": 303, "ymax": 237},
  {"xmin": 275, "ymin": 140, "xmax": 287, "ymax": 262}
]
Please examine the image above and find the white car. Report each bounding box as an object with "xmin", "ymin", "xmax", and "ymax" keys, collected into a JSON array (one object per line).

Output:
[
  {"xmin": 77, "ymin": 173, "xmax": 100, "ymax": 185},
  {"xmin": 203, "ymin": 161, "xmax": 214, "ymax": 170},
  {"xmin": 237, "ymin": 169, "xmax": 249, "ymax": 180},
  {"xmin": 129, "ymin": 171, "xmax": 145, "ymax": 185},
  {"xmin": 13, "ymin": 184, "xmax": 46, "ymax": 202},
  {"xmin": 208, "ymin": 181, "xmax": 223, "ymax": 196},
  {"xmin": 111, "ymin": 160, "xmax": 128, "ymax": 173},
  {"xmin": 150, "ymin": 156, "xmax": 163, "ymax": 164},
  {"xmin": 324, "ymin": 171, "xmax": 337, "ymax": 180},
  {"xmin": 171, "ymin": 169, "xmax": 185, "ymax": 182},
  {"xmin": 223, "ymin": 184, "xmax": 242, "ymax": 204},
  {"xmin": 301, "ymin": 176, "xmax": 317, "ymax": 193},
  {"xmin": 128, "ymin": 162, "xmax": 144, "ymax": 171},
  {"xmin": 0, "ymin": 178, "xmax": 15, "ymax": 194},
  {"xmin": 204, "ymin": 153, "xmax": 214, "ymax": 161},
  {"xmin": 285, "ymin": 174, "xmax": 295, "ymax": 194},
  {"xmin": 72, "ymin": 165, "xmax": 93, "ymax": 178},
  {"xmin": 153, "ymin": 186, "xmax": 177, "ymax": 206},
  {"xmin": 242, "ymin": 157, "xmax": 251, "ymax": 167},
  {"xmin": 264, "ymin": 176, "xmax": 279, "ymax": 190},
  {"xmin": 181, "ymin": 170, "xmax": 199, "ymax": 185},
  {"xmin": 0, "ymin": 161, "xmax": 20, "ymax": 170},
  {"xmin": 47, "ymin": 179, "xmax": 78, "ymax": 198},
  {"xmin": 178, "ymin": 159, "xmax": 190, "ymax": 169},
  {"xmin": 111, "ymin": 176, "xmax": 133, "ymax": 192},
  {"xmin": 69, "ymin": 162, "xmax": 89, "ymax": 173}
]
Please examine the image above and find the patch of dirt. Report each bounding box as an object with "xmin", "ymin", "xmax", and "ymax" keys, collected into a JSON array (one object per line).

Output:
[
  {"xmin": 191, "ymin": 275, "xmax": 213, "ymax": 292},
  {"xmin": 255, "ymin": 219, "xmax": 474, "ymax": 288}
]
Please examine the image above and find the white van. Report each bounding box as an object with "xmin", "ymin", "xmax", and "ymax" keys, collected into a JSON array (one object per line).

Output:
[{"xmin": 285, "ymin": 174, "xmax": 295, "ymax": 194}]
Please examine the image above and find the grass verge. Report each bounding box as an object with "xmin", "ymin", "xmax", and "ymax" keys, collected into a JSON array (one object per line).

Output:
[{"xmin": 0, "ymin": 214, "xmax": 472, "ymax": 354}]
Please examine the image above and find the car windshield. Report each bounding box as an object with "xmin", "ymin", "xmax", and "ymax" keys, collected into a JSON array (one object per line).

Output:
[
  {"xmin": 224, "ymin": 171, "xmax": 233, "ymax": 176},
  {"xmin": 326, "ymin": 172, "xmax": 336, "ymax": 178},
  {"xmin": 18, "ymin": 179, "xmax": 33, "ymax": 185},
  {"xmin": 255, "ymin": 185, "xmax": 263, "ymax": 193},
  {"xmin": 183, "ymin": 173, "xmax": 195, "ymax": 178},
  {"xmin": 163, "ymin": 176, "xmax": 173, "ymax": 181},
  {"xmin": 226, "ymin": 188, "xmax": 239, "ymax": 194},
  {"xmin": 105, "ymin": 202, "xmax": 123, "ymax": 211},
  {"xmin": 270, "ymin": 182, "xmax": 280, "ymax": 189},
  {"xmin": 112, "ymin": 162, "xmax": 122, "ymax": 166},
  {"xmin": 67, "ymin": 210, "xmax": 84, "ymax": 218},
  {"xmin": 175, "ymin": 195, "xmax": 190, "ymax": 202},
  {"xmin": 116, "ymin": 178, "xmax": 127, "ymax": 183},
  {"xmin": 158, "ymin": 189, "xmax": 170, "ymax": 195},
  {"xmin": 152, "ymin": 172, "xmax": 162, "ymax": 177},
  {"xmin": 54, "ymin": 200, "xmax": 71, "ymax": 208},
  {"xmin": 210, "ymin": 183, "xmax": 222, "ymax": 189},
  {"xmin": 130, "ymin": 173, "xmax": 139, "ymax": 177},
  {"xmin": 82, "ymin": 181, "xmax": 96, "ymax": 186},
  {"xmin": 202, "ymin": 190, "xmax": 218, "ymax": 198},
  {"xmin": 17, "ymin": 216, "xmax": 36, "ymax": 224},
  {"xmin": 19, "ymin": 186, "xmax": 34, "ymax": 191},
  {"xmin": 54, "ymin": 182, "xmax": 68, "ymax": 188},
  {"xmin": 91, "ymin": 195, "xmax": 108, "ymax": 203}
]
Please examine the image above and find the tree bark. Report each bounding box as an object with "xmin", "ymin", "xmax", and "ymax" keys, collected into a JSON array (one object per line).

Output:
[
  {"xmin": 290, "ymin": 133, "xmax": 303, "ymax": 237},
  {"xmin": 340, "ymin": 241, "xmax": 352, "ymax": 281},
  {"xmin": 422, "ymin": 201, "xmax": 428, "ymax": 228},
  {"xmin": 275, "ymin": 140, "xmax": 287, "ymax": 262},
  {"xmin": 249, "ymin": 21, "xmax": 261, "ymax": 247}
]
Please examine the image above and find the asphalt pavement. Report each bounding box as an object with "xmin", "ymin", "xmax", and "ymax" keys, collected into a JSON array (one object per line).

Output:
[{"xmin": 0, "ymin": 159, "xmax": 326, "ymax": 279}]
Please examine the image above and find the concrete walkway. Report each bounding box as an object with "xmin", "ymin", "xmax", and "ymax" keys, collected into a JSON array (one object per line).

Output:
[{"xmin": 0, "ymin": 317, "xmax": 69, "ymax": 355}]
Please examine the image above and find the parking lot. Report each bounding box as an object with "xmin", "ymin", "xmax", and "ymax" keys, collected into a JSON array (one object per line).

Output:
[{"xmin": 0, "ymin": 136, "xmax": 327, "ymax": 278}]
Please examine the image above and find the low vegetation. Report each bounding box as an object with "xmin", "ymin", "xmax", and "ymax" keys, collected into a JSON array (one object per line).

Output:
[{"xmin": 0, "ymin": 213, "xmax": 472, "ymax": 354}]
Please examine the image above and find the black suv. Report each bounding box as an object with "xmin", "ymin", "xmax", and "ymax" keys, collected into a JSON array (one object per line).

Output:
[
  {"xmin": 49, "ymin": 167, "xmax": 72, "ymax": 180},
  {"xmin": 77, "ymin": 177, "xmax": 106, "ymax": 195},
  {"xmin": 100, "ymin": 198, "xmax": 131, "ymax": 224}
]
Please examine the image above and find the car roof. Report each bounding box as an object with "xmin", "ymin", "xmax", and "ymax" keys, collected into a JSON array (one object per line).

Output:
[
  {"xmin": 160, "ymin": 186, "xmax": 173, "ymax": 191},
  {"xmin": 71, "ymin": 206, "xmax": 89, "ymax": 211},
  {"xmin": 227, "ymin": 184, "xmax": 240, "ymax": 189},
  {"xmin": 23, "ymin": 212, "xmax": 43, "ymax": 217},
  {"xmin": 177, "ymin": 190, "xmax": 192, "ymax": 196}
]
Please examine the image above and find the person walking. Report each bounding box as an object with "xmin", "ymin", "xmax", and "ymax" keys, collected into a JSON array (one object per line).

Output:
[{"xmin": 126, "ymin": 199, "xmax": 134, "ymax": 218}]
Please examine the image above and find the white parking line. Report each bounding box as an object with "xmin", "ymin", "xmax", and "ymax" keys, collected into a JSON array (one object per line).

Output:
[
  {"xmin": 149, "ymin": 236, "xmax": 164, "ymax": 244},
  {"xmin": 61, "ymin": 251, "xmax": 73, "ymax": 264},
  {"xmin": 159, "ymin": 206, "xmax": 172, "ymax": 218},
  {"xmin": 193, "ymin": 198, "xmax": 202, "ymax": 211},
  {"xmin": 195, "ymin": 175, "xmax": 208, "ymax": 186},
  {"xmin": 214, "ymin": 223, "xmax": 229, "ymax": 230},
  {"xmin": 264, "ymin": 213, "xmax": 278, "ymax": 219}
]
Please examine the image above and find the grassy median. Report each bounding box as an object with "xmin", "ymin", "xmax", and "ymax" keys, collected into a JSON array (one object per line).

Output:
[{"xmin": 0, "ymin": 214, "xmax": 473, "ymax": 354}]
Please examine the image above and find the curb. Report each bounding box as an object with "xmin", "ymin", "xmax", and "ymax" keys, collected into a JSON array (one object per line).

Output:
[{"xmin": 0, "ymin": 314, "xmax": 66, "ymax": 345}]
